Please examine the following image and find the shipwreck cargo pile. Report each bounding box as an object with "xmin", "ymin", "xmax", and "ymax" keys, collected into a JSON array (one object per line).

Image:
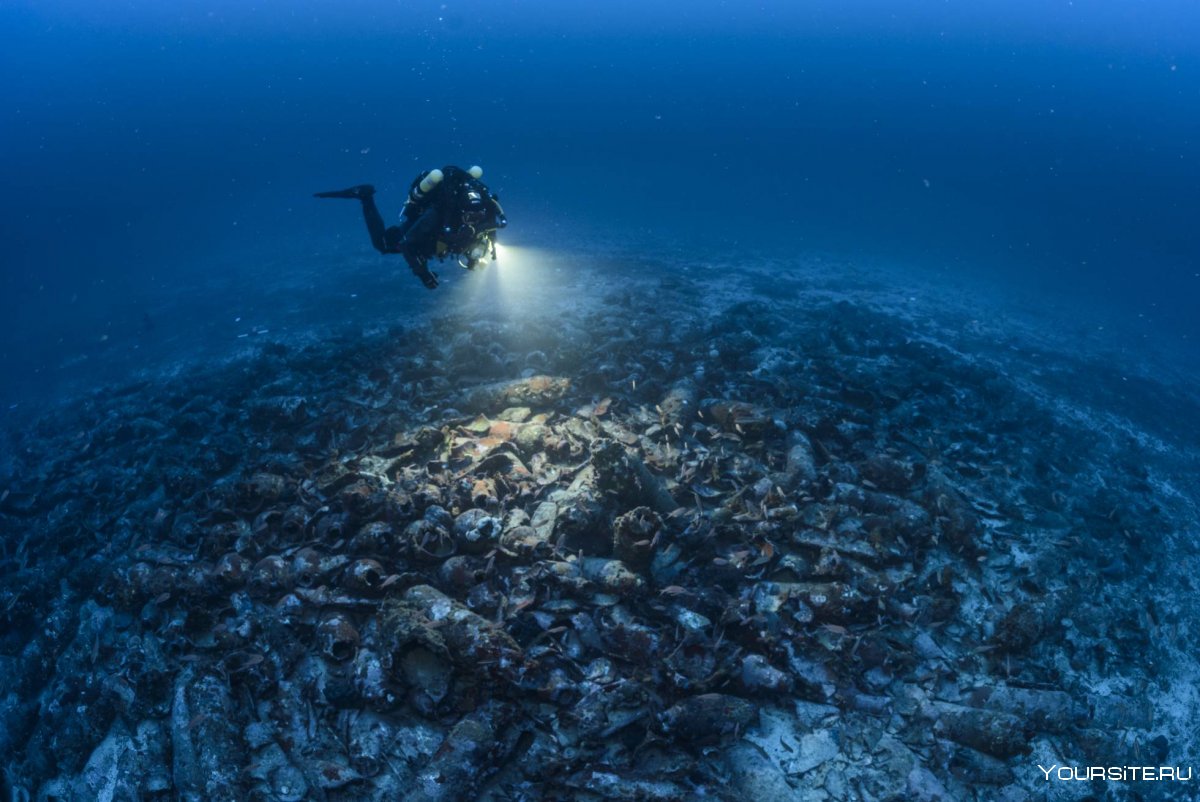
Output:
[{"xmin": 1, "ymin": 254, "xmax": 1197, "ymax": 801}]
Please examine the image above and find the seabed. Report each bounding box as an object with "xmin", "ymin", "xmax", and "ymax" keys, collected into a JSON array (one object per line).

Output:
[{"xmin": 1, "ymin": 244, "xmax": 1197, "ymax": 801}]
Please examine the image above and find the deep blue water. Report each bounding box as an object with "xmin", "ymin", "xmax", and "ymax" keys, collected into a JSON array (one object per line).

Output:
[{"xmin": 2, "ymin": 0, "xmax": 1198, "ymax": 408}]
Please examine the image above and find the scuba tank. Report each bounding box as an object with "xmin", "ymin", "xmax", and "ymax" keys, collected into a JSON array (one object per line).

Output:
[{"xmin": 410, "ymin": 168, "xmax": 444, "ymax": 202}]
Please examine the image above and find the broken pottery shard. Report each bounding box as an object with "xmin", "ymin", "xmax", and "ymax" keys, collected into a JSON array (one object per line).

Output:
[
  {"xmin": 580, "ymin": 557, "xmax": 645, "ymax": 595},
  {"xmin": 659, "ymin": 378, "xmax": 698, "ymax": 428},
  {"xmin": 949, "ymin": 745, "xmax": 1014, "ymax": 786},
  {"xmin": 137, "ymin": 720, "xmax": 172, "ymax": 794},
  {"xmin": 499, "ymin": 525, "xmax": 547, "ymax": 557},
  {"xmin": 400, "ymin": 646, "xmax": 451, "ymax": 715},
  {"xmin": 788, "ymin": 580, "xmax": 888, "ymax": 624},
  {"xmin": 907, "ymin": 765, "xmax": 953, "ymax": 802},
  {"xmin": 347, "ymin": 712, "xmax": 392, "ymax": 778},
  {"xmin": 700, "ymin": 398, "xmax": 774, "ymax": 438},
  {"xmin": 1084, "ymin": 693, "xmax": 1153, "ymax": 730},
  {"xmin": 992, "ymin": 602, "xmax": 1043, "ymax": 653},
  {"xmin": 19, "ymin": 600, "xmax": 120, "ymax": 782},
  {"xmin": 785, "ymin": 644, "xmax": 838, "ymax": 701},
  {"xmin": 171, "ymin": 666, "xmax": 243, "ymax": 802},
  {"xmin": 1072, "ymin": 727, "xmax": 1145, "ymax": 766},
  {"xmin": 844, "ymin": 690, "xmax": 891, "ymax": 715},
  {"xmin": 591, "ymin": 438, "xmax": 678, "ymax": 515},
  {"xmin": 497, "ymin": 514, "xmax": 536, "ymax": 554},
  {"xmin": 514, "ymin": 421, "xmax": 548, "ymax": 456},
  {"xmin": 722, "ymin": 741, "xmax": 799, "ymax": 801},
  {"xmin": 530, "ymin": 500, "xmax": 559, "ymax": 543},
  {"xmin": 312, "ymin": 760, "xmax": 364, "ymax": 790},
  {"xmin": 858, "ymin": 454, "xmax": 919, "ymax": 491},
  {"xmin": 452, "ymin": 508, "xmax": 502, "ymax": 553},
  {"xmin": 926, "ymin": 701, "xmax": 1032, "ymax": 758},
  {"xmin": 569, "ymin": 679, "xmax": 652, "ymax": 741},
  {"xmin": 459, "ymin": 375, "xmax": 571, "ymax": 413},
  {"xmin": 782, "ymin": 430, "xmax": 818, "ymax": 486},
  {"xmin": 611, "ymin": 505, "xmax": 662, "ymax": 567},
  {"xmin": 562, "ymin": 769, "xmax": 688, "ymax": 800},
  {"xmin": 316, "ymin": 612, "xmax": 360, "ymax": 662},
  {"xmin": 235, "ymin": 471, "xmax": 287, "ymax": 509},
  {"xmin": 388, "ymin": 585, "xmax": 523, "ymax": 673},
  {"xmin": 659, "ymin": 693, "xmax": 758, "ymax": 741},
  {"xmin": 249, "ymin": 395, "xmax": 308, "ymax": 426},
  {"xmin": 496, "ymin": 406, "xmax": 532, "ymax": 422},
  {"xmin": 595, "ymin": 604, "xmax": 661, "ymax": 663},
  {"xmin": 64, "ymin": 721, "xmax": 143, "ymax": 801},
  {"xmin": 913, "ymin": 631, "xmax": 946, "ymax": 660},
  {"xmin": 961, "ymin": 685, "xmax": 1082, "ymax": 733},
  {"xmin": 740, "ymin": 653, "xmax": 794, "ymax": 693},
  {"xmin": 407, "ymin": 703, "xmax": 513, "ymax": 802}
]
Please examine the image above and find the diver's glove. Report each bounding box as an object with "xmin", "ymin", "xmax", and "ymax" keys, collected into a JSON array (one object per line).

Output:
[{"xmin": 413, "ymin": 265, "xmax": 439, "ymax": 290}]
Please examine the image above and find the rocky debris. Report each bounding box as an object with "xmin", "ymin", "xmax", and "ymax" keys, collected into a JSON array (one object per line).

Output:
[{"xmin": 0, "ymin": 265, "xmax": 1196, "ymax": 802}]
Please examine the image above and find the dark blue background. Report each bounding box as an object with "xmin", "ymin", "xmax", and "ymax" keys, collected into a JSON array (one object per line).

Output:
[{"xmin": 2, "ymin": 0, "xmax": 1197, "ymax": 405}]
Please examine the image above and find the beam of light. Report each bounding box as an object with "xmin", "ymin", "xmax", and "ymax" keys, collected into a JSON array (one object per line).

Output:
[
  {"xmin": 456, "ymin": 242, "xmax": 555, "ymax": 320},
  {"xmin": 438, "ymin": 239, "xmax": 592, "ymax": 375}
]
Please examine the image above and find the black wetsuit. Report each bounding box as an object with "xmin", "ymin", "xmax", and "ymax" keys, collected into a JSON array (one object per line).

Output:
[{"xmin": 362, "ymin": 166, "xmax": 505, "ymax": 287}]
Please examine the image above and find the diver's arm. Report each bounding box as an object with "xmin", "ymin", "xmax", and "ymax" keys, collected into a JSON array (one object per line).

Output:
[
  {"xmin": 489, "ymin": 195, "xmax": 508, "ymax": 229},
  {"xmin": 393, "ymin": 203, "xmax": 420, "ymax": 241},
  {"xmin": 403, "ymin": 252, "xmax": 439, "ymax": 290},
  {"xmin": 397, "ymin": 208, "xmax": 441, "ymax": 289}
]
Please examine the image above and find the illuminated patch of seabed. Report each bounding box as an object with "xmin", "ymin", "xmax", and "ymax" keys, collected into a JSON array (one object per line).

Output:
[{"xmin": 451, "ymin": 244, "xmax": 586, "ymax": 324}]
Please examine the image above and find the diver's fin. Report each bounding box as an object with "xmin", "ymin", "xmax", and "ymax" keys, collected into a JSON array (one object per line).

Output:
[{"xmin": 313, "ymin": 184, "xmax": 375, "ymax": 200}]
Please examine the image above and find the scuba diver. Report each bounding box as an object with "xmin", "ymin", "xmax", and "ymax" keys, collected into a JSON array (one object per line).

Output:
[{"xmin": 315, "ymin": 165, "xmax": 507, "ymax": 290}]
